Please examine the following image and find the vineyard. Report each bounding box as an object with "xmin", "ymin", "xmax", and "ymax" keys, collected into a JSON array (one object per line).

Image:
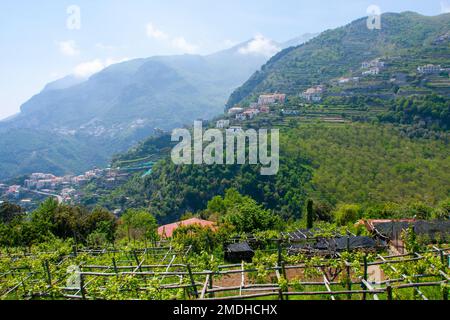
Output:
[{"xmin": 1, "ymin": 239, "xmax": 448, "ymax": 301}]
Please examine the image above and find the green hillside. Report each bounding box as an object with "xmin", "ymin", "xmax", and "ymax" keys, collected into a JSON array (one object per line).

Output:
[
  {"xmin": 226, "ymin": 12, "xmax": 450, "ymax": 107},
  {"xmin": 0, "ymin": 42, "xmax": 273, "ymax": 180},
  {"xmin": 83, "ymin": 123, "xmax": 449, "ymax": 223},
  {"xmin": 78, "ymin": 12, "xmax": 450, "ymax": 223}
]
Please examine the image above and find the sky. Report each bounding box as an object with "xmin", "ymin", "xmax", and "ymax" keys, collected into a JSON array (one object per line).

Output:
[{"xmin": 0, "ymin": 0, "xmax": 448, "ymax": 120}]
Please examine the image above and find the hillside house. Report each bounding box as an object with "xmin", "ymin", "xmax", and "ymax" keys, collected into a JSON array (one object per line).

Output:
[
  {"xmin": 158, "ymin": 218, "xmax": 217, "ymax": 239},
  {"xmin": 259, "ymin": 106, "xmax": 270, "ymax": 113},
  {"xmin": 417, "ymin": 64, "xmax": 443, "ymax": 74},
  {"xmin": 216, "ymin": 119, "xmax": 230, "ymax": 129},
  {"xmin": 227, "ymin": 126, "xmax": 243, "ymax": 133},
  {"xmin": 362, "ymin": 67, "xmax": 380, "ymax": 76},
  {"xmin": 228, "ymin": 107, "xmax": 244, "ymax": 115},
  {"xmin": 258, "ymin": 93, "xmax": 286, "ymax": 105},
  {"xmin": 243, "ymin": 108, "xmax": 259, "ymax": 119},
  {"xmin": 236, "ymin": 108, "xmax": 259, "ymax": 121},
  {"xmin": 362, "ymin": 59, "xmax": 385, "ymax": 69},
  {"xmin": 301, "ymin": 85, "xmax": 324, "ymax": 102}
]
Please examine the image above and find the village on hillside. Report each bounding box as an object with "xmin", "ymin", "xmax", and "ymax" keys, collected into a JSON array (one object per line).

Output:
[{"xmin": 221, "ymin": 58, "xmax": 450, "ymax": 129}]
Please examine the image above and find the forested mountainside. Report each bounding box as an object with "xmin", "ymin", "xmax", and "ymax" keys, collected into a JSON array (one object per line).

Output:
[
  {"xmin": 0, "ymin": 35, "xmax": 316, "ymax": 180},
  {"xmin": 226, "ymin": 12, "xmax": 450, "ymax": 108},
  {"xmin": 80, "ymin": 123, "xmax": 449, "ymax": 224},
  {"xmin": 77, "ymin": 12, "xmax": 449, "ymax": 224}
]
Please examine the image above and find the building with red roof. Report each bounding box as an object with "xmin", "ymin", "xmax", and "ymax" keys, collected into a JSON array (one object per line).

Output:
[{"xmin": 158, "ymin": 218, "xmax": 217, "ymax": 238}]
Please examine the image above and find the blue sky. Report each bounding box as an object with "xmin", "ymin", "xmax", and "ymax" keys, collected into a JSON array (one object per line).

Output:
[{"xmin": 0, "ymin": 0, "xmax": 448, "ymax": 120}]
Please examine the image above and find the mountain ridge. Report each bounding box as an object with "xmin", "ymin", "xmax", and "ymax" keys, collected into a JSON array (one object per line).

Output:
[
  {"xmin": 0, "ymin": 34, "xmax": 316, "ymax": 179},
  {"xmin": 226, "ymin": 12, "xmax": 450, "ymax": 108}
]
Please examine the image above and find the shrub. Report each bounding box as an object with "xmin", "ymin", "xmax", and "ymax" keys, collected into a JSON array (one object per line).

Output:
[{"xmin": 334, "ymin": 204, "xmax": 361, "ymax": 226}]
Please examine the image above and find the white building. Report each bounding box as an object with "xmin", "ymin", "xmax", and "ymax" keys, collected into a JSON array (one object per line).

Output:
[
  {"xmin": 216, "ymin": 119, "xmax": 230, "ymax": 129},
  {"xmin": 228, "ymin": 107, "xmax": 244, "ymax": 115},
  {"xmin": 362, "ymin": 67, "xmax": 380, "ymax": 76},
  {"xmin": 301, "ymin": 86, "xmax": 324, "ymax": 102},
  {"xmin": 227, "ymin": 126, "xmax": 243, "ymax": 133},
  {"xmin": 417, "ymin": 64, "xmax": 442, "ymax": 74},
  {"xmin": 362, "ymin": 59, "xmax": 385, "ymax": 69},
  {"xmin": 258, "ymin": 94, "xmax": 286, "ymax": 105}
]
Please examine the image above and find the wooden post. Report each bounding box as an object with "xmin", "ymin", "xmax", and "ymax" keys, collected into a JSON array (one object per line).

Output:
[
  {"xmin": 363, "ymin": 255, "xmax": 368, "ymax": 300},
  {"xmin": 208, "ymin": 272, "xmax": 215, "ymax": 298},
  {"xmin": 133, "ymin": 250, "xmax": 143, "ymax": 273},
  {"xmin": 281, "ymin": 261, "xmax": 289, "ymax": 300},
  {"xmin": 187, "ymin": 264, "xmax": 199, "ymax": 299},
  {"xmin": 80, "ymin": 273, "xmax": 86, "ymax": 300},
  {"xmin": 278, "ymin": 288, "xmax": 284, "ymax": 301},
  {"xmin": 440, "ymin": 250, "xmax": 448, "ymax": 301},
  {"xmin": 112, "ymin": 257, "xmax": 119, "ymax": 278},
  {"xmin": 277, "ymin": 240, "xmax": 282, "ymax": 266},
  {"xmin": 386, "ymin": 281, "xmax": 393, "ymax": 301},
  {"xmin": 346, "ymin": 264, "xmax": 352, "ymax": 300},
  {"xmin": 43, "ymin": 260, "xmax": 52, "ymax": 286}
]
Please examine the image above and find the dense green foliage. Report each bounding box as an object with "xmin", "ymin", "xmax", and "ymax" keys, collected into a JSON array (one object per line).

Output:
[
  {"xmin": 0, "ymin": 43, "xmax": 271, "ymax": 179},
  {"xmin": 286, "ymin": 123, "xmax": 449, "ymax": 207},
  {"xmin": 120, "ymin": 208, "xmax": 158, "ymax": 242},
  {"xmin": 93, "ymin": 123, "xmax": 449, "ymax": 223},
  {"xmin": 0, "ymin": 199, "xmax": 118, "ymax": 247},
  {"xmin": 378, "ymin": 95, "xmax": 450, "ymax": 131}
]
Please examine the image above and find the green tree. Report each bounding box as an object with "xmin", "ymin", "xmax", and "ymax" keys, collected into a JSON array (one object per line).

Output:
[
  {"xmin": 172, "ymin": 224, "xmax": 217, "ymax": 253},
  {"xmin": 30, "ymin": 198, "xmax": 59, "ymax": 242},
  {"xmin": 86, "ymin": 207, "xmax": 118, "ymax": 243},
  {"xmin": 306, "ymin": 199, "xmax": 314, "ymax": 229},
  {"xmin": 121, "ymin": 209, "xmax": 158, "ymax": 242},
  {"xmin": 0, "ymin": 202, "xmax": 23, "ymax": 224},
  {"xmin": 334, "ymin": 204, "xmax": 361, "ymax": 226},
  {"xmin": 224, "ymin": 196, "xmax": 282, "ymax": 233}
]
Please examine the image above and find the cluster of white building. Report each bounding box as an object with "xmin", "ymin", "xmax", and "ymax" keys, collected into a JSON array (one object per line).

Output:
[
  {"xmin": 257, "ymin": 93, "xmax": 286, "ymax": 105},
  {"xmin": 24, "ymin": 169, "xmax": 104, "ymax": 191},
  {"xmin": 224, "ymin": 93, "xmax": 285, "ymax": 124},
  {"xmin": 361, "ymin": 58, "xmax": 385, "ymax": 76},
  {"xmin": 417, "ymin": 64, "xmax": 448, "ymax": 74},
  {"xmin": 300, "ymin": 85, "xmax": 325, "ymax": 102}
]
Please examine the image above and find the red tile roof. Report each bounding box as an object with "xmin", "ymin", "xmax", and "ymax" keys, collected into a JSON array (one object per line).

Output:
[{"xmin": 158, "ymin": 218, "xmax": 217, "ymax": 238}]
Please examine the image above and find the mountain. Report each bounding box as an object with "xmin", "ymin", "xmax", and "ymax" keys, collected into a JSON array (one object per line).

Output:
[
  {"xmin": 81, "ymin": 122, "xmax": 450, "ymax": 224},
  {"xmin": 0, "ymin": 35, "xmax": 315, "ymax": 180},
  {"xmin": 76, "ymin": 12, "xmax": 450, "ymax": 223},
  {"xmin": 42, "ymin": 75, "xmax": 86, "ymax": 92},
  {"xmin": 226, "ymin": 12, "xmax": 450, "ymax": 107},
  {"xmin": 281, "ymin": 33, "xmax": 318, "ymax": 48}
]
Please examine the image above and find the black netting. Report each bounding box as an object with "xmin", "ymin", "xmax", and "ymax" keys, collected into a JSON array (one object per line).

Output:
[
  {"xmin": 373, "ymin": 220, "xmax": 450, "ymax": 241},
  {"xmin": 224, "ymin": 242, "xmax": 255, "ymax": 262},
  {"xmin": 226, "ymin": 242, "xmax": 254, "ymax": 253},
  {"xmin": 287, "ymin": 236, "xmax": 386, "ymax": 254}
]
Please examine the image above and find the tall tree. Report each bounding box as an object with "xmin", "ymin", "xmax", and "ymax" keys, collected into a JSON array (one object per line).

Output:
[{"xmin": 306, "ymin": 199, "xmax": 314, "ymax": 229}]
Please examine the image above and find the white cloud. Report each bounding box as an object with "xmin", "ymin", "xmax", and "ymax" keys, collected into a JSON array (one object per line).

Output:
[
  {"xmin": 441, "ymin": 1, "xmax": 450, "ymax": 13},
  {"xmin": 145, "ymin": 22, "xmax": 199, "ymax": 54},
  {"xmin": 73, "ymin": 57, "xmax": 130, "ymax": 78},
  {"xmin": 146, "ymin": 23, "xmax": 169, "ymax": 40},
  {"xmin": 95, "ymin": 43, "xmax": 117, "ymax": 51},
  {"xmin": 222, "ymin": 39, "xmax": 238, "ymax": 49},
  {"xmin": 58, "ymin": 40, "xmax": 80, "ymax": 56},
  {"xmin": 238, "ymin": 34, "xmax": 280, "ymax": 57},
  {"xmin": 171, "ymin": 37, "xmax": 198, "ymax": 54}
]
